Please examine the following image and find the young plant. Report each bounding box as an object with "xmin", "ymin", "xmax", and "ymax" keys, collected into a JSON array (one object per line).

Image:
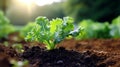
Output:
[
  {"xmin": 26, "ymin": 16, "xmax": 81, "ymax": 50},
  {"xmin": 10, "ymin": 60, "xmax": 29, "ymax": 67},
  {"xmin": 12, "ymin": 43, "xmax": 24, "ymax": 53},
  {"xmin": 0, "ymin": 11, "xmax": 14, "ymax": 39},
  {"xmin": 3, "ymin": 41, "xmax": 9, "ymax": 47}
]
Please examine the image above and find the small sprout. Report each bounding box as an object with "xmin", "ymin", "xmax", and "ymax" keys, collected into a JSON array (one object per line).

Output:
[
  {"xmin": 26, "ymin": 16, "xmax": 81, "ymax": 50},
  {"xmin": 3, "ymin": 41, "xmax": 9, "ymax": 47},
  {"xmin": 11, "ymin": 60, "xmax": 29, "ymax": 67},
  {"xmin": 12, "ymin": 44, "xmax": 24, "ymax": 53}
]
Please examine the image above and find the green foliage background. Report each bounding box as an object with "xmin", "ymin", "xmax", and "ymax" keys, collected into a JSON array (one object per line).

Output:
[
  {"xmin": 0, "ymin": 11, "xmax": 14, "ymax": 38},
  {"xmin": 64, "ymin": 0, "xmax": 120, "ymax": 22}
]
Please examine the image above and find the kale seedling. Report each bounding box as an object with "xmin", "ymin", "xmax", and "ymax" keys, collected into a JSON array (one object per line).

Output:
[
  {"xmin": 26, "ymin": 16, "xmax": 81, "ymax": 50},
  {"xmin": 12, "ymin": 43, "xmax": 24, "ymax": 53}
]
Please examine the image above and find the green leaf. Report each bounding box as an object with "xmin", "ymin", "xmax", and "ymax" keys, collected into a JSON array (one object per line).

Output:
[{"xmin": 50, "ymin": 18, "xmax": 63, "ymax": 34}]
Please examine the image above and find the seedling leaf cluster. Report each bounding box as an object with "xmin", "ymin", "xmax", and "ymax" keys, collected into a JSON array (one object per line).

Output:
[{"xmin": 26, "ymin": 16, "xmax": 81, "ymax": 50}]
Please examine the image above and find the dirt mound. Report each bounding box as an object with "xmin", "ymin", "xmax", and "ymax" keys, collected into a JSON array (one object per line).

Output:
[{"xmin": 22, "ymin": 46, "xmax": 107, "ymax": 67}]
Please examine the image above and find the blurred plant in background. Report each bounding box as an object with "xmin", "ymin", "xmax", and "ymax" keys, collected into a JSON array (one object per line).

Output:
[
  {"xmin": 110, "ymin": 16, "xmax": 120, "ymax": 38},
  {"xmin": 0, "ymin": 11, "xmax": 15, "ymax": 39},
  {"xmin": 79, "ymin": 20, "xmax": 111, "ymax": 39},
  {"xmin": 20, "ymin": 22, "xmax": 36, "ymax": 38}
]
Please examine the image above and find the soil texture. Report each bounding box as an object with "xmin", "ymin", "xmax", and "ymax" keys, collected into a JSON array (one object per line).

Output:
[
  {"xmin": 0, "ymin": 33, "xmax": 120, "ymax": 67},
  {"xmin": 21, "ymin": 46, "xmax": 107, "ymax": 67}
]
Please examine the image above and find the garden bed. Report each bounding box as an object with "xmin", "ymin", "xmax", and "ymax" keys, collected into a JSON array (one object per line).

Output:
[{"xmin": 0, "ymin": 34, "xmax": 120, "ymax": 67}]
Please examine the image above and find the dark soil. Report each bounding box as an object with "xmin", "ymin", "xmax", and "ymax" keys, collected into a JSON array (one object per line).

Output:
[
  {"xmin": 0, "ymin": 44, "xmax": 19, "ymax": 67},
  {"xmin": 0, "ymin": 44, "xmax": 19, "ymax": 59},
  {"xmin": 21, "ymin": 46, "xmax": 107, "ymax": 67},
  {"xmin": 0, "ymin": 53, "xmax": 12, "ymax": 67}
]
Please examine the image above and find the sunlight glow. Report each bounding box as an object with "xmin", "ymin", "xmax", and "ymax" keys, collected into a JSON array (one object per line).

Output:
[
  {"xmin": 17, "ymin": 0, "xmax": 61, "ymax": 6},
  {"xmin": 17, "ymin": 0, "xmax": 34, "ymax": 15},
  {"xmin": 18, "ymin": 0, "xmax": 33, "ymax": 5},
  {"xmin": 34, "ymin": 0, "xmax": 61, "ymax": 6},
  {"xmin": 16, "ymin": 0, "xmax": 61, "ymax": 16}
]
